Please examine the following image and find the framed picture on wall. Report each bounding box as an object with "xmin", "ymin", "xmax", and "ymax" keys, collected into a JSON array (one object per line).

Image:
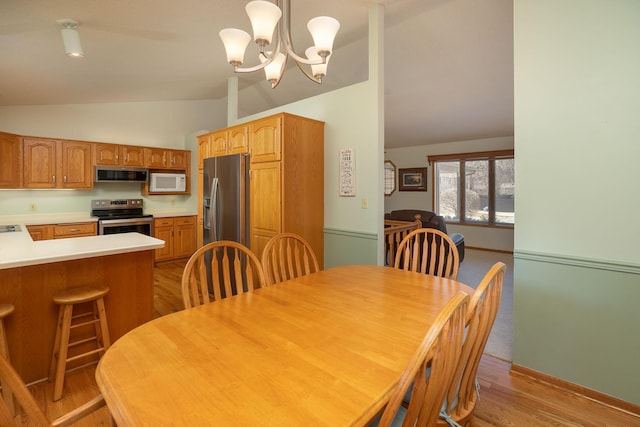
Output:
[{"xmin": 399, "ymin": 167, "xmax": 427, "ymax": 191}]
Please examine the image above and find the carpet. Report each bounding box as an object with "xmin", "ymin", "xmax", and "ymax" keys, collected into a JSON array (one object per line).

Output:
[{"xmin": 456, "ymin": 249, "xmax": 514, "ymax": 361}]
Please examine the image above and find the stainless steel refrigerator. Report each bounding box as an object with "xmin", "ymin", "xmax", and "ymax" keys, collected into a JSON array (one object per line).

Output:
[{"xmin": 202, "ymin": 154, "xmax": 250, "ymax": 246}]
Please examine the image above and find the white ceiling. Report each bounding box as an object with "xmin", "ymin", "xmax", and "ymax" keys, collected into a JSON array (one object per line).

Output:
[{"xmin": 0, "ymin": 0, "xmax": 513, "ymax": 148}]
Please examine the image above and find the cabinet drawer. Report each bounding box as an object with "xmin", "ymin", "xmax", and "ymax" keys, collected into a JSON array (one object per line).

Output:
[
  {"xmin": 154, "ymin": 218, "xmax": 174, "ymax": 228},
  {"xmin": 174, "ymin": 216, "xmax": 195, "ymax": 226},
  {"xmin": 54, "ymin": 222, "xmax": 96, "ymax": 238}
]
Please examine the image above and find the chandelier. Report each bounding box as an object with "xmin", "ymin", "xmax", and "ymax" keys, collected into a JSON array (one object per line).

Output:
[{"xmin": 219, "ymin": 0, "xmax": 340, "ymax": 88}]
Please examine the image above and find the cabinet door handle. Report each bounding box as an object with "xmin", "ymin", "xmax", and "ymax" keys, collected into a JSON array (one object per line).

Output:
[
  {"xmin": 64, "ymin": 176, "xmax": 67, "ymax": 184},
  {"xmin": 70, "ymin": 228, "xmax": 79, "ymax": 232},
  {"xmin": 52, "ymin": 175, "xmax": 56, "ymax": 184}
]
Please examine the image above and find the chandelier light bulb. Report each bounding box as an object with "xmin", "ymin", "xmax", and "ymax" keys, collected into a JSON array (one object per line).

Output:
[
  {"xmin": 305, "ymin": 47, "xmax": 330, "ymax": 80},
  {"xmin": 260, "ymin": 51, "xmax": 287, "ymax": 87},
  {"xmin": 246, "ymin": 0, "xmax": 282, "ymax": 47},
  {"xmin": 307, "ymin": 16, "xmax": 340, "ymax": 58},
  {"xmin": 219, "ymin": 28, "xmax": 252, "ymax": 67}
]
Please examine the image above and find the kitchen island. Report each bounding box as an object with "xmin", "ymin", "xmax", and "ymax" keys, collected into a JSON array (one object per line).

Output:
[{"xmin": 0, "ymin": 227, "xmax": 164, "ymax": 383}]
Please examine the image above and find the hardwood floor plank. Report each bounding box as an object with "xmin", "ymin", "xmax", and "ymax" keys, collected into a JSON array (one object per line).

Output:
[{"xmin": 20, "ymin": 261, "xmax": 640, "ymax": 426}]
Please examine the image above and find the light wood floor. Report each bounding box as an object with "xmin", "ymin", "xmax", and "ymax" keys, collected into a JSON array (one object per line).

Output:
[{"xmin": 21, "ymin": 260, "xmax": 640, "ymax": 426}]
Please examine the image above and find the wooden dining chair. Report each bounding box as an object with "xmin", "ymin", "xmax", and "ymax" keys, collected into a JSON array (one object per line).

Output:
[
  {"xmin": 377, "ymin": 292, "xmax": 469, "ymax": 427},
  {"xmin": 181, "ymin": 240, "xmax": 266, "ymax": 309},
  {"xmin": 261, "ymin": 233, "xmax": 320, "ymax": 286},
  {"xmin": 438, "ymin": 261, "xmax": 506, "ymax": 427},
  {"xmin": 0, "ymin": 352, "xmax": 107, "ymax": 426},
  {"xmin": 393, "ymin": 228, "xmax": 460, "ymax": 280}
]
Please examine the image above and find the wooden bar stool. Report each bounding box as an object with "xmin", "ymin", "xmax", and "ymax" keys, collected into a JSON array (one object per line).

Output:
[
  {"xmin": 0, "ymin": 304, "xmax": 15, "ymax": 416},
  {"xmin": 48, "ymin": 286, "xmax": 111, "ymax": 401}
]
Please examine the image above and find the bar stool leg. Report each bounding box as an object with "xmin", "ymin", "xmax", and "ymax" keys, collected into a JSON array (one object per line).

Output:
[
  {"xmin": 49, "ymin": 304, "xmax": 73, "ymax": 402},
  {"xmin": 94, "ymin": 298, "xmax": 111, "ymax": 354},
  {"xmin": 0, "ymin": 309, "xmax": 15, "ymax": 416}
]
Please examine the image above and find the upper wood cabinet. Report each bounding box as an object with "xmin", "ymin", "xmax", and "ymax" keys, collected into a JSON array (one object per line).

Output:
[
  {"xmin": 22, "ymin": 138, "xmax": 92, "ymax": 189},
  {"xmin": 145, "ymin": 148, "xmax": 188, "ymax": 169},
  {"xmin": 197, "ymin": 124, "xmax": 249, "ymax": 168},
  {"xmin": 228, "ymin": 125, "xmax": 249, "ymax": 155},
  {"xmin": 249, "ymin": 116, "xmax": 281, "ymax": 164},
  {"xmin": 0, "ymin": 132, "xmax": 22, "ymax": 188},
  {"xmin": 94, "ymin": 143, "xmax": 145, "ymax": 167},
  {"xmin": 1, "ymin": 130, "xmax": 192, "ymax": 190}
]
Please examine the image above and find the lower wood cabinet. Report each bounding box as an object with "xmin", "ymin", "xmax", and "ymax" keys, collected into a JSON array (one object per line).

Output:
[
  {"xmin": 27, "ymin": 222, "xmax": 97, "ymax": 241},
  {"xmin": 153, "ymin": 216, "xmax": 196, "ymax": 261}
]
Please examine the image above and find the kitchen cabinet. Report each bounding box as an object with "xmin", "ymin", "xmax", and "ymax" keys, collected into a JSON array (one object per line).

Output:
[
  {"xmin": 0, "ymin": 132, "xmax": 22, "ymax": 188},
  {"xmin": 22, "ymin": 138, "xmax": 93, "ymax": 189},
  {"xmin": 248, "ymin": 113, "xmax": 324, "ymax": 266},
  {"xmin": 248, "ymin": 118, "xmax": 280, "ymax": 163},
  {"xmin": 27, "ymin": 222, "xmax": 97, "ymax": 241},
  {"xmin": 145, "ymin": 148, "xmax": 189, "ymax": 170},
  {"xmin": 197, "ymin": 125, "xmax": 248, "ymax": 167},
  {"xmin": 26, "ymin": 225, "xmax": 54, "ymax": 241},
  {"xmin": 94, "ymin": 143, "xmax": 145, "ymax": 167},
  {"xmin": 53, "ymin": 222, "xmax": 97, "ymax": 238},
  {"xmin": 153, "ymin": 216, "xmax": 196, "ymax": 261}
]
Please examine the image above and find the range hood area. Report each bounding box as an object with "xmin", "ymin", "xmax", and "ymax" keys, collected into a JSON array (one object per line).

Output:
[{"xmin": 95, "ymin": 166, "xmax": 149, "ymax": 183}]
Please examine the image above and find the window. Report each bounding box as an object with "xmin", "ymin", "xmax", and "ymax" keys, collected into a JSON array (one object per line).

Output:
[
  {"xmin": 384, "ymin": 160, "xmax": 396, "ymax": 196},
  {"xmin": 429, "ymin": 150, "xmax": 514, "ymax": 226}
]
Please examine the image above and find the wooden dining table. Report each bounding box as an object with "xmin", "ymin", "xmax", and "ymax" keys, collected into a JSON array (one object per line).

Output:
[{"xmin": 95, "ymin": 264, "xmax": 473, "ymax": 426}]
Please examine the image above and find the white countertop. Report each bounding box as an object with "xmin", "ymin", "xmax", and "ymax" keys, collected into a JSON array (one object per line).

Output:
[
  {"xmin": 146, "ymin": 210, "xmax": 197, "ymax": 218},
  {"xmin": 0, "ymin": 213, "xmax": 98, "ymax": 226},
  {"xmin": 0, "ymin": 227, "xmax": 165, "ymax": 270},
  {"xmin": 0, "ymin": 211, "xmax": 197, "ymax": 226}
]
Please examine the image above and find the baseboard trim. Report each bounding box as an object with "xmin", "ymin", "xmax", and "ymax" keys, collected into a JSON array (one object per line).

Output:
[
  {"xmin": 465, "ymin": 246, "xmax": 513, "ymax": 255},
  {"xmin": 511, "ymin": 363, "xmax": 640, "ymax": 418},
  {"xmin": 514, "ymin": 250, "xmax": 640, "ymax": 274}
]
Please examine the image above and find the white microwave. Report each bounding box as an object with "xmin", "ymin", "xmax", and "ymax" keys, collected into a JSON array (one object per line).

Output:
[{"xmin": 149, "ymin": 173, "xmax": 186, "ymax": 192}]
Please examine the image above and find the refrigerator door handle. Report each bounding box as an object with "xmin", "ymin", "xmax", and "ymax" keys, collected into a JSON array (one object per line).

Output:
[
  {"xmin": 203, "ymin": 197, "xmax": 211, "ymax": 230},
  {"xmin": 211, "ymin": 177, "xmax": 219, "ymax": 241}
]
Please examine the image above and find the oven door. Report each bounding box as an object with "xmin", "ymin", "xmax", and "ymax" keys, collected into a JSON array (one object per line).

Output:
[{"xmin": 99, "ymin": 218, "xmax": 154, "ymax": 236}]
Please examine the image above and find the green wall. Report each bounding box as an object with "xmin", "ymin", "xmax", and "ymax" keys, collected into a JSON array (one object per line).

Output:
[
  {"xmin": 514, "ymin": 253, "xmax": 640, "ymax": 403},
  {"xmin": 514, "ymin": 0, "xmax": 640, "ymax": 404}
]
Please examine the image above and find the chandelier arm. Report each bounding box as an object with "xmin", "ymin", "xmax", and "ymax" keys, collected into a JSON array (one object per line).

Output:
[
  {"xmin": 233, "ymin": 32, "xmax": 283, "ymax": 73},
  {"xmin": 280, "ymin": 0, "xmax": 325, "ymax": 66},
  {"xmin": 294, "ymin": 60, "xmax": 322, "ymax": 84}
]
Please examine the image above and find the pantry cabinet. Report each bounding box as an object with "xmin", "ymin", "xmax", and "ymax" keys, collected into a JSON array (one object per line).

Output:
[
  {"xmin": 196, "ymin": 114, "xmax": 324, "ymax": 264},
  {"xmin": 22, "ymin": 138, "xmax": 92, "ymax": 189},
  {"xmin": 247, "ymin": 113, "xmax": 324, "ymax": 266}
]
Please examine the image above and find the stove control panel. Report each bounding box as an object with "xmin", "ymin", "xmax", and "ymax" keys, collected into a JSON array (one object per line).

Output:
[{"xmin": 91, "ymin": 199, "xmax": 144, "ymax": 210}]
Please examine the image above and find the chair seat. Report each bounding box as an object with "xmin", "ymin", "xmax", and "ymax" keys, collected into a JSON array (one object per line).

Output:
[{"xmin": 52, "ymin": 286, "xmax": 109, "ymax": 304}]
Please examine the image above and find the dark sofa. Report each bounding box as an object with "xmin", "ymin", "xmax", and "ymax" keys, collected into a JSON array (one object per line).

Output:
[{"xmin": 384, "ymin": 209, "xmax": 465, "ymax": 262}]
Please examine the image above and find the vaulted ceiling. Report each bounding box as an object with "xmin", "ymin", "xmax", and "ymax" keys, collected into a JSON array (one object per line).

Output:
[{"xmin": 0, "ymin": 0, "xmax": 513, "ymax": 148}]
